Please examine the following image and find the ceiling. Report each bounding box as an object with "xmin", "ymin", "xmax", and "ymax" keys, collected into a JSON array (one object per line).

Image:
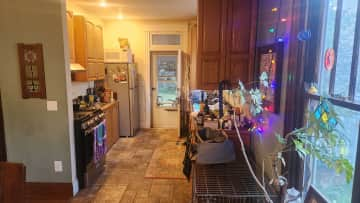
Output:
[{"xmin": 69, "ymin": 0, "xmax": 197, "ymax": 20}]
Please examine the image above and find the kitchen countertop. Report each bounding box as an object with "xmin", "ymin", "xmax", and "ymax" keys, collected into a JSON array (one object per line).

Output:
[{"xmin": 100, "ymin": 101, "xmax": 118, "ymax": 111}]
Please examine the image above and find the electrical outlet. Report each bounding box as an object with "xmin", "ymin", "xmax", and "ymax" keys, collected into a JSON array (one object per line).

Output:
[{"xmin": 54, "ymin": 161, "xmax": 63, "ymax": 172}]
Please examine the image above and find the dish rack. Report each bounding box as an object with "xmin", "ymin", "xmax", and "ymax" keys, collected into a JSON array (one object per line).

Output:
[{"xmin": 192, "ymin": 161, "xmax": 280, "ymax": 203}]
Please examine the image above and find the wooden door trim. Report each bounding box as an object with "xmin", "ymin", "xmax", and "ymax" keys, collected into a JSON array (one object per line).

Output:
[
  {"xmin": 25, "ymin": 182, "xmax": 72, "ymax": 201},
  {"xmin": 0, "ymin": 91, "xmax": 6, "ymax": 162}
]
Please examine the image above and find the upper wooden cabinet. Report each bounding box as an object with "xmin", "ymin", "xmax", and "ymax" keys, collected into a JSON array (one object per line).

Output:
[
  {"xmin": 197, "ymin": 0, "xmax": 257, "ymax": 89},
  {"xmin": 71, "ymin": 15, "xmax": 105, "ymax": 81},
  {"xmin": 94, "ymin": 25, "xmax": 104, "ymax": 61},
  {"xmin": 66, "ymin": 11, "xmax": 75, "ymax": 63}
]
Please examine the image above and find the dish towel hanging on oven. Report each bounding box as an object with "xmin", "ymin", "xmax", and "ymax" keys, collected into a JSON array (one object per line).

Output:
[{"xmin": 94, "ymin": 120, "xmax": 106, "ymax": 163}]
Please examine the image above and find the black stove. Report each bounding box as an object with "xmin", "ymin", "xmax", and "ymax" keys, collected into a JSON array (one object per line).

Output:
[{"xmin": 73, "ymin": 108, "xmax": 106, "ymax": 189}]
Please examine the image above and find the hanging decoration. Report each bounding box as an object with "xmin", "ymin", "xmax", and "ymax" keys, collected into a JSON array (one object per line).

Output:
[
  {"xmin": 313, "ymin": 100, "xmax": 338, "ymax": 131},
  {"xmin": 297, "ymin": 30, "xmax": 312, "ymax": 41},
  {"xmin": 324, "ymin": 48, "xmax": 335, "ymax": 71},
  {"xmin": 17, "ymin": 43, "xmax": 47, "ymax": 99}
]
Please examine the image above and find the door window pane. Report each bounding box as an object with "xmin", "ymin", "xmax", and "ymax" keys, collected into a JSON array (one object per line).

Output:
[
  {"xmin": 308, "ymin": 100, "xmax": 360, "ymax": 203},
  {"xmin": 156, "ymin": 55, "xmax": 177, "ymax": 107},
  {"xmin": 333, "ymin": 0, "xmax": 358, "ymax": 97}
]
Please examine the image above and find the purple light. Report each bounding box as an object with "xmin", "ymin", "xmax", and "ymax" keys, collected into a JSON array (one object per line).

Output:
[
  {"xmin": 270, "ymin": 80, "xmax": 277, "ymax": 89},
  {"xmin": 257, "ymin": 127, "xmax": 264, "ymax": 134},
  {"xmin": 276, "ymin": 37, "xmax": 284, "ymax": 42}
]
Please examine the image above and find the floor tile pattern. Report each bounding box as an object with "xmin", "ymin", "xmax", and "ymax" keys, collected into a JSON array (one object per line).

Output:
[{"xmin": 72, "ymin": 129, "xmax": 192, "ymax": 203}]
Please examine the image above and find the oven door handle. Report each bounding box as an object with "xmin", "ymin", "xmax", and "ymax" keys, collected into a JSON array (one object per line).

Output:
[{"xmin": 84, "ymin": 120, "xmax": 105, "ymax": 135}]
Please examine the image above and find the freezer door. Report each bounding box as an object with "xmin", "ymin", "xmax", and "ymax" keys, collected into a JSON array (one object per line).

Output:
[
  {"xmin": 129, "ymin": 86, "xmax": 139, "ymax": 136},
  {"xmin": 128, "ymin": 64, "xmax": 137, "ymax": 89},
  {"xmin": 105, "ymin": 63, "xmax": 131, "ymax": 137}
]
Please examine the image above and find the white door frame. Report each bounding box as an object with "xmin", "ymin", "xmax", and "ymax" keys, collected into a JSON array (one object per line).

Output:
[
  {"xmin": 144, "ymin": 30, "xmax": 188, "ymax": 128},
  {"xmin": 150, "ymin": 51, "xmax": 180, "ymax": 129}
]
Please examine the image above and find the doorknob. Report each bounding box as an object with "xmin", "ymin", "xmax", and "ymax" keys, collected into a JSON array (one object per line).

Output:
[{"xmin": 152, "ymin": 88, "xmax": 156, "ymax": 91}]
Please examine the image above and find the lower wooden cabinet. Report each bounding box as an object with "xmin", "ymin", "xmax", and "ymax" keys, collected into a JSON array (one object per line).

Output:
[{"xmin": 103, "ymin": 101, "xmax": 120, "ymax": 151}]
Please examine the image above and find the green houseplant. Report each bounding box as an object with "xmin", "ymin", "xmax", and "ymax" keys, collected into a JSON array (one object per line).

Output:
[{"xmin": 230, "ymin": 73, "xmax": 353, "ymax": 202}]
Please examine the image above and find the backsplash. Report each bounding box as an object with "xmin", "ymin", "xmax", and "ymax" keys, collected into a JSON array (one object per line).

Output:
[{"xmin": 71, "ymin": 81, "xmax": 94, "ymax": 99}]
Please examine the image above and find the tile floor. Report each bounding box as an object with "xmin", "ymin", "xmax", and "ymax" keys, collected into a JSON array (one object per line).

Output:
[{"xmin": 72, "ymin": 129, "xmax": 192, "ymax": 203}]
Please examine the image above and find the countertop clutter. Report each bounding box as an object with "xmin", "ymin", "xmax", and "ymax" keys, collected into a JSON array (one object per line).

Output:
[{"xmin": 188, "ymin": 88, "xmax": 279, "ymax": 202}]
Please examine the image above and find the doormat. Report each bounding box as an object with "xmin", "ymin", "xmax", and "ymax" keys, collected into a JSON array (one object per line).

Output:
[{"xmin": 145, "ymin": 141, "xmax": 186, "ymax": 180}]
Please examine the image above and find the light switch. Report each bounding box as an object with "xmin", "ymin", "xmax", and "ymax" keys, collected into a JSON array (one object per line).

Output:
[
  {"xmin": 47, "ymin": 100, "xmax": 58, "ymax": 111},
  {"xmin": 54, "ymin": 161, "xmax": 63, "ymax": 172}
]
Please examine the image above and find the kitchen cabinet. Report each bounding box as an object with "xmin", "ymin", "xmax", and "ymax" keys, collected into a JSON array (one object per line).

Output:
[
  {"xmin": 102, "ymin": 102, "xmax": 120, "ymax": 151},
  {"xmin": 197, "ymin": 0, "xmax": 257, "ymax": 89},
  {"xmin": 66, "ymin": 11, "xmax": 75, "ymax": 63},
  {"xmin": 72, "ymin": 15, "xmax": 105, "ymax": 81},
  {"xmin": 94, "ymin": 25, "xmax": 104, "ymax": 61}
]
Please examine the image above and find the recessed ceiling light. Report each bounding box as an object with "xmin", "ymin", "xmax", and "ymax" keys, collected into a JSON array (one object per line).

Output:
[
  {"xmin": 117, "ymin": 14, "xmax": 124, "ymax": 20},
  {"xmin": 99, "ymin": 1, "xmax": 107, "ymax": 7}
]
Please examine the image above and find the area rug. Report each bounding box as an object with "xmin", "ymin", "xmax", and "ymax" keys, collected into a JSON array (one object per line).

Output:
[{"xmin": 144, "ymin": 141, "xmax": 186, "ymax": 180}]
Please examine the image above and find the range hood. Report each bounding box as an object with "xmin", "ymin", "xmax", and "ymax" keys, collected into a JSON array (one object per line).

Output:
[{"xmin": 70, "ymin": 63, "xmax": 86, "ymax": 71}]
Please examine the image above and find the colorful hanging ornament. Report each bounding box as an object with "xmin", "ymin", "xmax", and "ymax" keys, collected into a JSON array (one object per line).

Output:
[
  {"xmin": 313, "ymin": 100, "xmax": 337, "ymax": 132},
  {"xmin": 297, "ymin": 30, "xmax": 311, "ymax": 41},
  {"xmin": 324, "ymin": 48, "xmax": 335, "ymax": 71}
]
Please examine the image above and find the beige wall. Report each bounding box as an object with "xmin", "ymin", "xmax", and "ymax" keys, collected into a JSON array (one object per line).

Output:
[
  {"xmin": 103, "ymin": 20, "xmax": 190, "ymax": 128},
  {"xmin": 0, "ymin": 0, "xmax": 74, "ymax": 186}
]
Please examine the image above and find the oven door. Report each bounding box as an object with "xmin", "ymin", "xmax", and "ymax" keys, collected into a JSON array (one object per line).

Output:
[{"xmin": 84, "ymin": 128, "xmax": 95, "ymax": 167}]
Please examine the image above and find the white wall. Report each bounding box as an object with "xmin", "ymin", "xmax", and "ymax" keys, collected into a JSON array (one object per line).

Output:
[{"xmin": 103, "ymin": 20, "xmax": 190, "ymax": 128}]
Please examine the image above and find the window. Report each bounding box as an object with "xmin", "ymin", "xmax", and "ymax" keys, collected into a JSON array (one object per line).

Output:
[
  {"xmin": 306, "ymin": 0, "xmax": 360, "ymax": 202},
  {"xmin": 151, "ymin": 34, "xmax": 181, "ymax": 46}
]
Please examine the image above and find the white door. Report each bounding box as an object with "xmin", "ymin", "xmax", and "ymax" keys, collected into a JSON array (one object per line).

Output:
[{"xmin": 151, "ymin": 51, "xmax": 182, "ymax": 130}]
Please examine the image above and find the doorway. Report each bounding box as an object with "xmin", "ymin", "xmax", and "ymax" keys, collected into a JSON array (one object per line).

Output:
[
  {"xmin": 150, "ymin": 51, "xmax": 181, "ymax": 129},
  {"xmin": 0, "ymin": 91, "xmax": 7, "ymax": 161}
]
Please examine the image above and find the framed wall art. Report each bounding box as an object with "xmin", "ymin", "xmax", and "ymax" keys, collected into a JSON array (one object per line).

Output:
[
  {"xmin": 17, "ymin": 43, "xmax": 46, "ymax": 99},
  {"xmin": 256, "ymin": 42, "xmax": 284, "ymax": 114}
]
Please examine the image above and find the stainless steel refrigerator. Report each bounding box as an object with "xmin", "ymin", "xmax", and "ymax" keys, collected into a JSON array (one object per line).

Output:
[{"xmin": 105, "ymin": 63, "xmax": 139, "ymax": 137}]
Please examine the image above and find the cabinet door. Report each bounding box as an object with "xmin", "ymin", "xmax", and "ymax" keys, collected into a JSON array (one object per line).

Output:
[
  {"xmin": 112, "ymin": 103, "xmax": 120, "ymax": 144},
  {"xmin": 87, "ymin": 62, "xmax": 97, "ymax": 80},
  {"xmin": 225, "ymin": 0, "xmax": 256, "ymax": 85},
  {"xmin": 96, "ymin": 63, "xmax": 105, "ymax": 80},
  {"xmin": 66, "ymin": 11, "xmax": 75, "ymax": 63},
  {"xmin": 104, "ymin": 108, "xmax": 113, "ymax": 151},
  {"xmin": 197, "ymin": 0, "xmax": 227, "ymax": 89},
  {"xmin": 86, "ymin": 21, "xmax": 96, "ymax": 61},
  {"xmin": 94, "ymin": 25, "xmax": 104, "ymax": 61}
]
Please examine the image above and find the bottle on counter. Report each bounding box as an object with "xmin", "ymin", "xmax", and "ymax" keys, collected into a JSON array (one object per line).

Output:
[
  {"xmin": 204, "ymin": 99, "xmax": 210, "ymax": 115},
  {"xmin": 197, "ymin": 112, "xmax": 204, "ymax": 126}
]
